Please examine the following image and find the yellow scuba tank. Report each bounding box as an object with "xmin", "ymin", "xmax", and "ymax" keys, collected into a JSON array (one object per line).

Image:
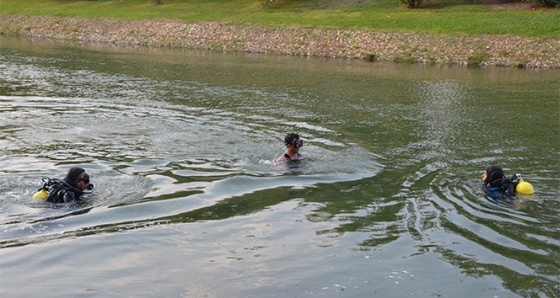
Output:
[
  {"xmin": 516, "ymin": 179, "xmax": 534, "ymax": 195},
  {"xmin": 514, "ymin": 174, "xmax": 534, "ymax": 195},
  {"xmin": 33, "ymin": 188, "xmax": 48, "ymax": 200}
]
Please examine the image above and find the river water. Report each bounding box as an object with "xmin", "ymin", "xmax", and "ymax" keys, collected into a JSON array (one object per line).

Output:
[{"xmin": 0, "ymin": 37, "xmax": 558, "ymax": 297}]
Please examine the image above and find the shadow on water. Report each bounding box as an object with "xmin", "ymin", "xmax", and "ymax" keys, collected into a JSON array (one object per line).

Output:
[{"xmin": 0, "ymin": 37, "xmax": 559, "ymax": 297}]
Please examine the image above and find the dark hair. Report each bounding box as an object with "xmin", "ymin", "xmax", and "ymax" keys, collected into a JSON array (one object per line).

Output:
[
  {"xmin": 484, "ymin": 166, "xmax": 506, "ymax": 187},
  {"xmin": 284, "ymin": 133, "xmax": 300, "ymax": 146},
  {"xmin": 66, "ymin": 167, "xmax": 86, "ymax": 182}
]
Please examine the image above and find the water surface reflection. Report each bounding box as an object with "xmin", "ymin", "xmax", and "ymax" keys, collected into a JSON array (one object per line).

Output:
[{"xmin": 0, "ymin": 38, "xmax": 558, "ymax": 297}]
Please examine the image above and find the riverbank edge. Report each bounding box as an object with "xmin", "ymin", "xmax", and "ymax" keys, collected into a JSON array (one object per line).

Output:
[{"xmin": 1, "ymin": 14, "xmax": 559, "ymax": 68}]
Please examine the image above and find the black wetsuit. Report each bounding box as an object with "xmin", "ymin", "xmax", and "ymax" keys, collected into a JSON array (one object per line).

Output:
[
  {"xmin": 485, "ymin": 177, "xmax": 518, "ymax": 198},
  {"xmin": 283, "ymin": 153, "xmax": 302, "ymax": 161},
  {"xmin": 45, "ymin": 178, "xmax": 86, "ymax": 204}
]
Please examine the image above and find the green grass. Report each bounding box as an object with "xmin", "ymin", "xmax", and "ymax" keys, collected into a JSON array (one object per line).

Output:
[{"xmin": 0, "ymin": 0, "xmax": 558, "ymax": 38}]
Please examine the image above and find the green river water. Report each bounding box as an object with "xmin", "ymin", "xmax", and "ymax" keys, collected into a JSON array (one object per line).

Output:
[{"xmin": 0, "ymin": 37, "xmax": 559, "ymax": 297}]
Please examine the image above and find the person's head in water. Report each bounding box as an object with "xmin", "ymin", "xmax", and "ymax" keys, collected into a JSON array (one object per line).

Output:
[
  {"xmin": 284, "ymin": 133, "xmax": 303, "ymax": 150},
  {"xmin": 276, "ymin": 133, "xmax": 305, "ymax": 162},
  {"xmin": 65, "ymin": 167, "xmax": 91, "ymax": 191},
  {"xmin": 482, "ymin": 166, "xmax": 506, "ymax": 188}
]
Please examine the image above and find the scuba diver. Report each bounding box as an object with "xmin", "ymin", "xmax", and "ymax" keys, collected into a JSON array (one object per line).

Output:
[
  {"xmin": 482, "ymin": 165, "xmax": 534, "ymax": 198},
  {"xmin": 275, "ymin": 133, "xmax": 307, "ymax": 163},
  {"xmin": 33, "ymin": 167, "xmax": 94, "ymax": 204}
]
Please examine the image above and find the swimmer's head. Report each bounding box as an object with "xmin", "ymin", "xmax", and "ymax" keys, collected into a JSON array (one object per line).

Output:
[
  {"xmin": 66, "ymin": 167, "xmax": 86, "ymax": 182},
  {"xmin": 284, "ymin": 133, "xmax": 303, "ymax": 149},
  {"xmin": 483, "ymin": 166, "xmax": 505, "ymax": 187},
  {"xmin": 66, "ymin": 167, "xmax": 92, "ymax": 191}
]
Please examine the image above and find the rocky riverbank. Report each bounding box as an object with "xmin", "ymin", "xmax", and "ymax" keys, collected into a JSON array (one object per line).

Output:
[{"xmin": 1, "ymin": 14, "xmax": 559, "ymax": 68}]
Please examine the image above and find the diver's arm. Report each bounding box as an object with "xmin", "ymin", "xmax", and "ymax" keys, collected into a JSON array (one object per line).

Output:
[
  {"xmin": 275, "ymin": 155, "xmax": 287, "ymax": 162},
  {"xmin": 63, "ymin": 191, "xmax": 77, "ymax": 203}
]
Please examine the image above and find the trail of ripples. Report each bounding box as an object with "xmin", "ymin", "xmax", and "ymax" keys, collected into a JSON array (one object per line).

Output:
[{"xmin": 0, "ymin": 93, "xmax": 381, "ymax": 249}]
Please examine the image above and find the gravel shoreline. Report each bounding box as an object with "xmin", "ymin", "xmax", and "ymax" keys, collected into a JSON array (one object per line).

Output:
[{"xmin": 1, "ymin": 14, "xmax": 559, "ymax": 68}]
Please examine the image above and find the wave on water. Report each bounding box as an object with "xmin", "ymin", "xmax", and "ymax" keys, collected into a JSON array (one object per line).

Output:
[{"xmin": 0, "ymin": 94, "xmax": 382, "ymax": 248}]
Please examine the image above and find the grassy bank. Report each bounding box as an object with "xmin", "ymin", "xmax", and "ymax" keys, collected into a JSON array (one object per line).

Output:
[
  {"xmin": 1, "ymin": 0, "xmax": 559, "ymax": 68},
  {"xmin": 1, "ymin": 0, "xmax": 558, "ymax": 38}
]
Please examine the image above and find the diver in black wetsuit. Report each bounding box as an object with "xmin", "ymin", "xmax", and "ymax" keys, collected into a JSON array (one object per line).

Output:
[
  {"xmin": 275, "ymin": 133, "xmax": 306, "ymax": 162},
  {"xmin": 45, "ymin": 167, "xmax": 94, "ymax": 204},
  {"xmin": 482, "ymin": 165, "xmax": 534, "ymax": 198},
  {"xmin": 482, "ymin": 166, "xmax": 517, "ymax": 197}
]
